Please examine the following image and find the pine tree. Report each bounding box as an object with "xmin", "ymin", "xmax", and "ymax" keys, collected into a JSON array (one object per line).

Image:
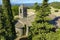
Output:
[
  {"xmin": 0, "ymin": 9, "xmax": 6, "ymax": 40},
  {"xmin": 29, "ymin": 0, "xmax": 55, "ymax": 40},
  {"xmin": 2, "ymin": 0, "xmax": 16, "ymax": 40},
  {"xmin": 33, "ymin": 2, "xmax": 40, "ymax": 11}
]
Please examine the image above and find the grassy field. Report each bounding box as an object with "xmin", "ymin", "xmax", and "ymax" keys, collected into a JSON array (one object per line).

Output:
[{"xmin": 50, "ymin": 7, "xmax": 60, "ymax": 17}]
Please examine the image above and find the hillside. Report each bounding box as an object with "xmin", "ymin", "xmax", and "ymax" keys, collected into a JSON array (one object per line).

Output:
[{"xmin": 50, "ymin": 2, "xmax": 60, "ymax": 9}]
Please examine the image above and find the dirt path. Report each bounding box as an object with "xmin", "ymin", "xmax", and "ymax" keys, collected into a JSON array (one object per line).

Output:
[{"xmin": 15, "ymin": 35, "xmax": 28, "ymax": 40}]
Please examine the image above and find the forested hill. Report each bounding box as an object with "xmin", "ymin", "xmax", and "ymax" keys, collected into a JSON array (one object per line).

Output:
[{"xmin": 50, "ymin": 2, "xmax": 60, "ymax": 9}]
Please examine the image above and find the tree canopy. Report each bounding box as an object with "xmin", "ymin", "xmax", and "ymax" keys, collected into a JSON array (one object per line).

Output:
[{"xmin": 29, "ymin": 0, "xmax": 60, "ymax": 40}]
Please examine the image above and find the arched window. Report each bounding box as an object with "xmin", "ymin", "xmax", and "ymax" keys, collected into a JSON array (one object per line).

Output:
[{"xmin": 20, "ymin": 9, "xmax": 22, "ymax": 13}]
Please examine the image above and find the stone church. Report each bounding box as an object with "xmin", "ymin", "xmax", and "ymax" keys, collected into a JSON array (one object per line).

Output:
[
  {"xmin": 15, "ymin": 6, "xmax": 60, "ymax": 37},
  {"xmin": 15, "ymin": 4, "xmax": 35, "ymax": 37}
]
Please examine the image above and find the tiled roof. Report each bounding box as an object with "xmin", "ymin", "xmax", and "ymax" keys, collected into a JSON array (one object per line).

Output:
[
  {"xmin": 19, "ymin": 14, "xmax": 35, "ymax": 26},
  {"xmin": 15, "ymin": 14, "xmax": 35, "ymax": 28},
  {"xmin": 15, "ymin": 21, "xmax": 24, "ymax": 29}
]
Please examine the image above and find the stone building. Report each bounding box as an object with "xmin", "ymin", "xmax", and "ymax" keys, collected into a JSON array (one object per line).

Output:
[
  {"xmin": 15, "ymin": 4, "xmax": 35, "ymax": 37},
  {"xmin": 19, "ymin": 4, "xmax": 27, "ymax": 18},
  {"xmin": 15, "ymin": 6, "xmax": 60, "ymax": 37}
]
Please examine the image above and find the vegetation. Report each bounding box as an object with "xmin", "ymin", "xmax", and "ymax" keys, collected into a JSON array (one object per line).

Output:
[
  {"xmin": 29, "ymin": 0, "xmax": 60, "ymax": 40},
  {"xmin": 33, "ymin": 2, "xmax": 40, "ymax": 11},
  {"xmin": 11, "ymin": 5, "xmax": 19, "ymax": 16},
  {"xmin": 50, "ymin": 2, "xmax": 60, "ymax": 9},
  {"xmin": 0, "ymin": 8, "xmax": 5, "ymax": 40},
  {"xmin": 55, "ymin": 10, "xmax": 59, "ymax": 12},
  {"xmin": 0, "ymin": 0, "xmax": 60, "ymax": 40},
  {"xmin": 0, "ymin": 0, "xmax": 16, "ymax": 40},
  {"xmin": 0, "ymin": 5, "xmax": 19, "ymax": 17}
]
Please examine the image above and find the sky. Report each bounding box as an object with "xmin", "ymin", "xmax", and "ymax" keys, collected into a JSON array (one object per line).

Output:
[{"xmin": 0, "ymin": 0, "xmax": 60, "ymax": 4}]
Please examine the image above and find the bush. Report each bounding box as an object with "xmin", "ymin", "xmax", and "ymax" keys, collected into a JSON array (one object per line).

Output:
[
  {"xmin": 14, "ymin": 16, "xmax": 19, "ymax": 20},
  {"xmin": 55, "ymin": 10, "xmax": 59, "ymax": 12}
]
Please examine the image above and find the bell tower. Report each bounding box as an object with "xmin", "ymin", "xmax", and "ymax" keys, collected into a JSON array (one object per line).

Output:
[{"xmin": 19, "ymin": 4, "xmax": 27, "ymax": 18}]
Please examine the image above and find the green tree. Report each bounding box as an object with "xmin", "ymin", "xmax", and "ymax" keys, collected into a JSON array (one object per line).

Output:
[
  {"xmin": 12, "ymin": 5, "xmax": 19, "ymax": 16},
  {"xmin": 2, "ymin": 0, "xmax": 16, "ymax": 40},
  {"xmin": 0, "ymin": 9, "xmax": 5, "ymax": 40},
  {"xmin": 29, "ymin": 0, "xmax": 55, "ymax": 40},
  {"xmin": 33, "ymin": 2, "xmax": 40, "ymax": 11}
]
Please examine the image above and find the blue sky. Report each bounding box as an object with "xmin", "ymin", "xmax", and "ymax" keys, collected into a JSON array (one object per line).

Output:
[{"xmin": 0, "ymin": 0, "xmax": 60, "ymax": 4}]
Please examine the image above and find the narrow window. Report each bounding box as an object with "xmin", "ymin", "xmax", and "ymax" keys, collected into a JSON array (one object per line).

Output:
[{"xmin": 20, "ymin": 9, "xmax": 22, "ymax": 13}]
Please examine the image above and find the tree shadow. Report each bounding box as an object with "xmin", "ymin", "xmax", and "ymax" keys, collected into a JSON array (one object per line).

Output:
[
  {"xmin": 14, "ymin": 20, "xmax": 18, "ymax": 25},
  {"xmin": 49, "ymin": 16, "xmax": 60, "ymax": 27}
]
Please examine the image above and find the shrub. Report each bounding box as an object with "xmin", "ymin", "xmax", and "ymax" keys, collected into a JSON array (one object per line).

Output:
[{"xmin": 55, "ymin": 10, "xmax": 59, "ymax": 12}]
